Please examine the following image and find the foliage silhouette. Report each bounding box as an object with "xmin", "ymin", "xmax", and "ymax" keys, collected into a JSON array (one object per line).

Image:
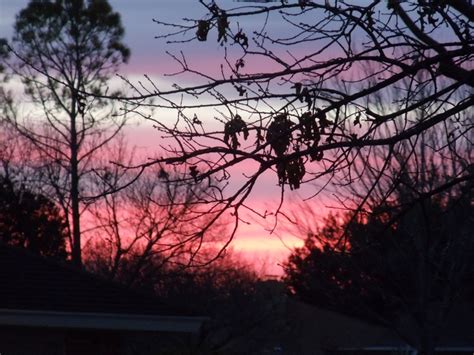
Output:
[
  {"xmin": 0, "ymin": 175, "xmax": 68, "ymax": 259},
  {"xmin": 284, "ymin": 170, "xmax": 473, "ymax": 354}
]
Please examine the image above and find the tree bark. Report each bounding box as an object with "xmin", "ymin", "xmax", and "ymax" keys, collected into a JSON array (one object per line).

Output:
[{"xmin": 70, "ymin": 99, "xmax": 81, "ymax": 267}]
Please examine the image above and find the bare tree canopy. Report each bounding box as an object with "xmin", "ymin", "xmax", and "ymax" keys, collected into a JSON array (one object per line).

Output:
[
  {"xmin": 109, "ymin": 0, "xmax": 472, "ymax": 241},
  {"xmin": 86, "ymin": 163, "xmax": 230, "ymax": 283},
  {"xmin": 1, "ymin": 0, "xmax": 130, "ymax": 266}
]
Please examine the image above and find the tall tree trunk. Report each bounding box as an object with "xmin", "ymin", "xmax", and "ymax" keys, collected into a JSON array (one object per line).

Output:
[
  {"xmin": 71, "ymin": 149, "xmax": 81, "ymax": 267},
  {"xmin": 70, "ymin": 106, "xmax": 81, "ymax": 267}
]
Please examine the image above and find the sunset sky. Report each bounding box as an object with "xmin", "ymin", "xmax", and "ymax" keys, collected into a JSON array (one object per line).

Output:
[
  {"xmin": 1, "ymin": 3, "xmax": 470, "ymax": 353},
  {"xmin": 0, "ymin": 0, "xmax": 338, "ymax": 275}
]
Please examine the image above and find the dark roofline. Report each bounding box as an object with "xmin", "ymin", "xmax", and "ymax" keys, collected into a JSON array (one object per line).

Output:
[
  {"xmin": 0, "ymin": 308, "xmax": 206, "ymax": 333},
  {"xmin": 1, "ymin": 242, "xmax": 162, "ymax": 305},
  {"xmin": 0, "ymin": 243, "xmax": 200, "ymax": 319}
]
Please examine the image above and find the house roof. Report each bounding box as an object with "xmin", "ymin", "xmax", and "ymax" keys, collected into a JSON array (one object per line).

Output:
[
  {"xmin": 258, "ymin": 280, "xmax": 474, "ymax": 353},
  {"xmin": 282, "ymin": 298, "xmax": 474, "ymax": 352},
  {"xmin": 0, "ymin": 243, "xmax": 205, "ymax": 332}
]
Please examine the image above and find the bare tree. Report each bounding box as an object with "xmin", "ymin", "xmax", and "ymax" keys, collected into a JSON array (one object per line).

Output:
[
  {"xmin": 1, "ymin": 0, "xmax": 130, "ymax": 266},
  {"xmin": 106, "ymin": 1, "xmax": 472, "ymax": 246},
  {"xmin": 84, "ymin": 148, "xmax": 230, "ymax": 286}
]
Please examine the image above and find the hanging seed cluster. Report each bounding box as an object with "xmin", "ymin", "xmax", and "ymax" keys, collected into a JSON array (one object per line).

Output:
[
  {"xmin": 263, "ymin": 108, "xmax": 331, "ymax": 190},
  {"xmin": 195, "ymin": 3, "xmax": 249, "ymax": 47},
  {"xmin": 224, "ymin": 115, "xmax": 249, "ymax": 149}
]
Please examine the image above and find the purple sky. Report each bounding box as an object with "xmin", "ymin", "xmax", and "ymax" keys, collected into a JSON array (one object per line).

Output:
[{"xmin": 1, "ymin": 1, "xmax": 203, "ymax": 74}]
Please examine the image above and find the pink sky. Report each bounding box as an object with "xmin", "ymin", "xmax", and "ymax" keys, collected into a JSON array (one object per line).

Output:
[
  {"xmin": 125, "ymin": 124, "xmax": 327, "ymax": 275},
  {"xmin": 1, "ymin": 0, "xmax": 333, "ymax": 276}
]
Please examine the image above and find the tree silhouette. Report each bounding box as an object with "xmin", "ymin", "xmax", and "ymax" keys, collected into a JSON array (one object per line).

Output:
[
  {"xmin": 2, "ymin": 0, "xmax": 130, "ymax": 266},
  {"xmin": 157, "ymin": 258, "xmax": 282, "ymax": 354},
  {"xmin": 99, "ymin": 249, "xmax": 283, "ymax": 354},
  {"xmin": 283, "ymin": 131, "xmax": 473, "ymax": 355},
  {"xmin": 0, "ymin": 175, "xmax": 68, "ymax": 259},
  {"xmin": 85, "ymin": 161, "xmax": 230, "ymax": 286},
  {"xmin": 285, "ymin": 195, "xmax": 473, "ymax": 354},
  {"xmin": 107, "ymin": 1, "xmax": 472, "ymax": 245}
]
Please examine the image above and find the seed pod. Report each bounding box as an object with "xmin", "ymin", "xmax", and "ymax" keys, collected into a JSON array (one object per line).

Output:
[
  {"xmin": 224, "ymin": 115, "xmax": 248, "ymax": 149},
  {"xmin": 196, "ymin": 20, "xmax": 210, "ymax": 41},
  {"xmin": 234, "ymin": 30, "xmax": 249, "ymax": 48},
  {"xmin": 267, "ymin": 113, "xmax": 294, "ymax": 157},
  {"xmin": 217, "ymin": 12, "xmax": 229, "ymax": 44},
  {"xmin": 189, "ymin": 166, "xmax": 199, "ymax": 183}
]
